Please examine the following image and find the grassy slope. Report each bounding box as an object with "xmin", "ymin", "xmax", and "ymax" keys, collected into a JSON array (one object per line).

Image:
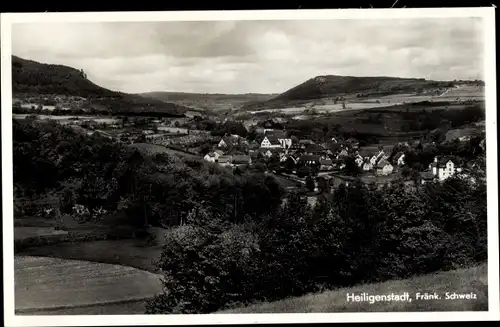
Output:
[
  {"xmin": 12, "ymin": 56, "xmax": 189, "ymax": 116},
  {"xmin": 15, "ymin": 256, "xmax": 163, "ymax": 315},
  {"xmin": 127, "ymin": 142, "xmax": 201, "ymax": 159},
  {"xmin": 220, "ymin": 263, "xmax": 488, "ymax": 313},
  {"xmin": 14, "ymin": 212, "xmax": 165, "ymax": 273},
  {"xmin": 242, "ymin": 75, "xmax": 459, "ymax": 111},
  {"xmin": 140, "ymin": 91, "xmax": 277, "ymax": 112}
]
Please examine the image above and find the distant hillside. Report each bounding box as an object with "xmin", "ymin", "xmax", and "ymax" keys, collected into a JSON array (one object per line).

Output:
[
  {"xmin": 242, "ymin": 75, "xmax": 460, "ymax": 111},
  {"xmin": 12, "ymin": 56, "xmax": 188, "ymax": 116},
  {"xmin": 140, "ymin": 91, "xmax": 277, "ymax": 113}
]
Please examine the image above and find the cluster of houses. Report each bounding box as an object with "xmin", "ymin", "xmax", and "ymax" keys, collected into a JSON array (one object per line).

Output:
[
  {"xmin": 205, "ymin": 131, "xmax": 472, "ymax": 187},
  {"xmin": 202, "ymin": 129, "xmax": 405, "ymax": 175}
]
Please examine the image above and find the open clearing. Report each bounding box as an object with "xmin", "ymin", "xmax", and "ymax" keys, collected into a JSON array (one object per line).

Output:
[
  {"xmin": 220, "ymin": 263, "xmax": 488, "ymax": 313},
  {"xmin": 15, "ymin": 256, "xmax": 163, "ymax": 315},
  {"xmin": 128, "ymin": 142, "xmax": 200, "ymax": 159}
]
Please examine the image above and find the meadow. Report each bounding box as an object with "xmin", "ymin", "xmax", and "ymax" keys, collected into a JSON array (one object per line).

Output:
[
  {"xmin": 247, "ymin": 85, "xmax": 484, "ymax": 115},
  {"xmin": 220, "ymin": 263, "xmax": 488, "ymax": 313},
  {"xmin": 127, "ymin": 142, "xmax": 200, "ymax": 159},
  {"xmin": 15, "ymin": 256, "xmax": 162, "ymax": 315}
]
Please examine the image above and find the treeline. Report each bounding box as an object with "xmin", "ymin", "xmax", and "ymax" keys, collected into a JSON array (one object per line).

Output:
[
  {"xmin": 13, "ymin": 120, "xmax": 284, "ymax": 226},
  {"xmin": 146, "ymin": 176, "xmax": 486, "ymax": 314}
]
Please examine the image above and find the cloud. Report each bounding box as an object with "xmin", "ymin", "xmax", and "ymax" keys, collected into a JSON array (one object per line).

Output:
[{"xmin": 11, "ymin": 17, "xmax": 485, "ymax": 94}]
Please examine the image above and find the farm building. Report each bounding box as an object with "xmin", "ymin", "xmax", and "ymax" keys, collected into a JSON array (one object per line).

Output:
[
  {"xmin": 336, "ymin": 148, "xmax": 349, "ymax": 160},
  {"xmin": 354, "ymin": 154, "xmax": 364, "ymax": 167},
  {"xmin": 260, "ymin": 134, "xmax": 282, "ymax": 149},
  {"xmin": 375, "ymin": 159, "xmax": 394, "ymax": 176},
  {"xmin": 218, "ymin": 136, "xmax": 238, "ymax": 148},
  {"xmin": 297, "ymin": 155, "xmax": 321, "ymax": 169},
  {"xmin": 217, "ymin": 155, "xmax": 233, "ymax": 167},
  {"xmin": 232, "ymin": 155, "xmax": 252, "ymax": 166},
  {"xmin": 203, "ymin": 152, "xmax": 220, "ymax": 163},
  {"xmin": 305, "ymin": 143, "xmax": 326, "ymax": 155},
  {"xmin": 362, "ymin": 159, "xmax": 374, "ymax": 171},
  {"xmin": 319, "ymin": 158, "xmax": 334, "ymax": 171}
]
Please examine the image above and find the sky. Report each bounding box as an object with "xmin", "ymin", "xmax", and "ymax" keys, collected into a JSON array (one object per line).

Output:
[{"xmin": 12, "ymin": 18, "xmax": 485, "ymax": 94}]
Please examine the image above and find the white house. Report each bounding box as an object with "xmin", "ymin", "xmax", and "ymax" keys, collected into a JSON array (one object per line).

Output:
[
  {"xmin": 362, "ymin": 160, "xmax": 373, "ymax": 171},
  {"xmin": 204, "ymin": 152, "xmax": 217, "ymax": 163},
  {"xmin": 218, "ymin": 138, "xmax": 229, "ymax": 148},
  {"xmin": 218, "ymin": 136, "xmax": 237, "ymax": 148},
  {"xmin": 203, "ymin": 151, "xmax": 221, "ymax": 163},
  {"xmin": 370, "ymin": 149, "xmax": 388, "ymax": 166},
  {"xmin": 393, "ymin": 152, "xmax": 405, "ymax": 167},
  {"xmin": 260, "ymin": 134, "xmax": 282, "ymax": 149},
  {"xmin": 429, "ymin": 156, "xmax": 462, "ymax": 182},
  {"xmin": 261, "ymin": 130, "xmax": 291, "ymax": 149},
  {"xmin": 354, "ymin": 154, "xmax": 364, "ymax": 167},
  {"xmin": 336, "ymin": 148, "xmax": 349, "ymax": 160},
  {"xmin": 375, "ymin": 159, "xmax": 394, "ymax": 176}
]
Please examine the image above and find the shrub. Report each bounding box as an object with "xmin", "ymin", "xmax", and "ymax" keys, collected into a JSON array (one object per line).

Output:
[{"xmin": 145, "ymin": 219, "xmax": 262, "ymax": 314}]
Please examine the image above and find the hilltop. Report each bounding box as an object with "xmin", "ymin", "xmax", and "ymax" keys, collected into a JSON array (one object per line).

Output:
[
  {"xmin": 12, "ymin": 56, "xmax": 189, "ymax": 116},
  {"xmin": 140, "ymin": 91, "xmax": 277, "ymax": 113},
  {"xmin": 241, "ymin": 75, "xmax": 483, "ymax": 111}
]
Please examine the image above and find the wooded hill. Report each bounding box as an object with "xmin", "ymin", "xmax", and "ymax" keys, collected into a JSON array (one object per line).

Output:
[
  {"xmin": 242, "ymin": 75, "xmax": 461, "ymax": 111},
  {"xmin": 12, "ymin": 56, "xmax": 189, "ymax": 116}
]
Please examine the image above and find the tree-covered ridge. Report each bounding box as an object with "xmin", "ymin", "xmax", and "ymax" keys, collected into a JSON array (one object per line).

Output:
[{"xmin": 12, "ymin": 56, "xmax": 189, "ymax": 116}]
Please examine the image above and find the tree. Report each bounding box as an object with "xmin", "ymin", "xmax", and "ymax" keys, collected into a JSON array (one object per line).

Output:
[
  {"xmin": 247, "ymin": 125, "xmax": 258, "ymax": 142},
  {"xmin": 316, "ymin": 176, "xmax": 329, "ymax": 194},
  {"xmin": 343, "ymin": 156, "xmax": 361, "ymax": 177},
  {"xmin": 306, "ymin": 176, "xmax": 315, "ymax": 192}
]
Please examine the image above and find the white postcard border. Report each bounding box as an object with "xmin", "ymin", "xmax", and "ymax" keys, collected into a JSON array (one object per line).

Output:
[{"xmin": 2, "ymin": 7, "xmax": 498, "ymax": 325}]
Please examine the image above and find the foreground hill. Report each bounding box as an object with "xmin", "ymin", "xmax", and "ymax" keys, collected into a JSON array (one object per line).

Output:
[
  {"xmin": 140, "ymin": 91, "xmax": 277, "ymax": 113},
  {"xmin": 242, "ymin": 75, "xmax": 467, "ymax": 111},
  {"xmin": 12, "ymin": 56, "xmax": 188, "ymax": 116},
  {"xmin": 220, "ymin": 263, "xmax": 488, "ymax": 313}
]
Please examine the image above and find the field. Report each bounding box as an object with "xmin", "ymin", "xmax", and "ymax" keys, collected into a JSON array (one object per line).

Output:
[
  {"xmin": 247, "ymin": 85, "xmax": 485, "ymax": 115},
  {"xmin": 128, "ymin": 142, "xmax": 200, "ymax": 159},
  {"xmin": 12, "ymin": 114, "xmax": 121, "ymax": 125},
  {"xmin": 18, "ymin": 238, "xmax": 163, "ymax": 273},
  {"xmin": 220, "ymin": 263, "xmax": 488, "ymax": 313},
  {"xmin": 140, "ymin": 91, "xmax": 277, "ymax": 113},
  {"xmin": 15, "ymin": 256, "xmax": 163, "ymax": 315}
]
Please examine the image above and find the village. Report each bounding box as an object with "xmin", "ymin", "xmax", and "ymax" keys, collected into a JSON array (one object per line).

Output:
[
  {"xmin": 17, "ymin": 111, "xmax": 485, "ymax": 196},
  {"xmin": 205, "ymin": 127, "xmax": 485, "ymax": 190}
]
